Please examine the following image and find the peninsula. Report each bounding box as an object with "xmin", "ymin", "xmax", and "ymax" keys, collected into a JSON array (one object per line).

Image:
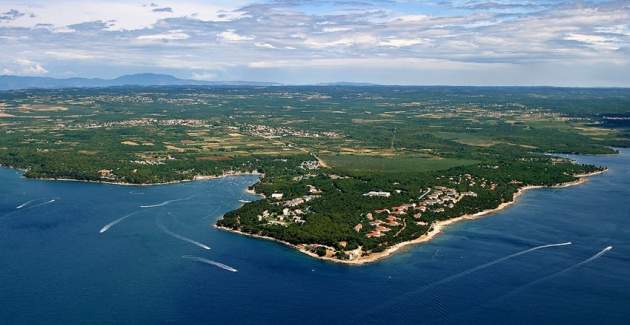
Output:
[{"xmin": 1, "ymin": 85, "xmax": 626, "ymax": 263}]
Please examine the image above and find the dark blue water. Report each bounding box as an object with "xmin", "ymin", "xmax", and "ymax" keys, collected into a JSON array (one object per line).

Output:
[{"xmin": 1, "ymin": 150, "xmax": 629, "ymax": 325}]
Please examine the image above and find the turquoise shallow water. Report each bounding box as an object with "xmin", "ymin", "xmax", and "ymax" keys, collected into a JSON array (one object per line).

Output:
[{"xmin": 1, "ymin": 149, "xmax": 629, "ymax": 324}]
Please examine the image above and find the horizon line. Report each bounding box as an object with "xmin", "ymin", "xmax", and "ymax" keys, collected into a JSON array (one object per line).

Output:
[{"xmin": 2, "ymin": 73, "xmax": 630, "ymax": 89}]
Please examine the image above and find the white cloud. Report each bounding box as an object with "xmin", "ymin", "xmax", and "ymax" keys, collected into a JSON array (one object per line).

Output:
[
  {"xmin": 0, "ymin": 0, "xmax": 629, "ymax": 85},
  {"xmin": 247, "ymin": 58, "xmax": 499, "ymax": 70},
  {"xmin": 565, "ymin": 33, "xmax": 620, "ymax": 51},
  {"xmin": 378, "ymin": 38, "xmax": 428, "ymax": 47},
  {"xmin": 191, "ymin": 71, "xmax": 217, "ymax": 80},
  {"xmin": 595, "ymin": 25, "xmax": 630, "ymax": 36},
  {"xmin": 0, "ymin": 1, "xmax": 248, "ymax": 31},
  {"xmin": 218, "ymin": 29, "xmax": 253, "ymax": 41},
  {"xmin": 321, "ymin": 26, "xmax": 352, "ymax": 33},
  {"xmin": 254, "ymin": 42, "xmax": 275, "ymax": 49},
  {"xmin": 393, "ymin": 15, "xmax": 430, "ymax": 23},
  {"xmin": 303, "ymin": 34, "xmax": 378, "ymax": 48},
  {"xmin": 45, "ymin": 50, "xmax": 97, "ymax": 60},
  {"xmin": 14, "ymin": 59, "xmax": 48, "ymax": 74},
  {"xmin": 137, "ymin": 30, "xmax": 190, "ymax": 41}
]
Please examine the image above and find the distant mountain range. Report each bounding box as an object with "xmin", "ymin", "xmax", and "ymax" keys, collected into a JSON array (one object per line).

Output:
[
  {"xmin": 314, "ymin": 82, "xmax": 379, "ymax": 86},
  {"xmin": 0, "ymin": 73, "xmax": 281, "ymax": 90}
]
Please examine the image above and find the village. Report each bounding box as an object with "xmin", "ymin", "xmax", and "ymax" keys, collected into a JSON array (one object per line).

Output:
[
  {"xmin": 362, "ymin": 186, "xmax": 478, "ymax": 239},
  {"xmin": 255, "ymin": 184, "xmax": 323, "ymax": 227},
  {"xmin": 240, "ymin": 123, "xmax": 341, "ymax": 139},
  {"xmin": 74, "ymin": 118, "xmax": 207, "ymax": 129},
  {"xmin": 360, "ymin": 173, "xmax": 499, "ymax": 239},
  {"xmin": 248, "ymin": 170, "xmax": 500, "ymax": 243}
]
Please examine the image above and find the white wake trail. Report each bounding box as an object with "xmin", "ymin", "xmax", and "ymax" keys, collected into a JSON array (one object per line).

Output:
[
  {"xmin": 182, "ymin": 255, "xmax": 238, "ymax": 272},
  {"xmin": 99, "ymin": 211, "xmax": 141, "ymax": 233},
  {"xmin": 415, "ymin": 246, "xmax": 614, "ymax": 325},
  {"xmin": 496, "ymin": 245, "xmax": 613, "ymax": 300},
  {"xmin": 156, "ymin": 219, "xmax": 210, "ymax": 250},
  {"xmin": 356, "ymin": 242, "xmax": 572, "ymax": 321},
  {"xmin": 28, "ymin": 199, "xmax": 56, "ymax": 209},
  {"xmin": 16, "ymin": 199, "xmax": 36, "ymax": 209},
  {"xmin": 140, "ymin": 195, "xmax": 194, "ymax": 208},
  {"xmin": 1, "ymin": 198, "xmax": 55, "ymax": 218},
  {"xmin": 420, "ymin": 242, "xmax": 573, "ymax": 291}
]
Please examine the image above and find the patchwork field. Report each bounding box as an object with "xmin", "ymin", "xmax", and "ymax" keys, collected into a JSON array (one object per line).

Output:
[{"xmin": 321, "ymin": 154, "xmax": 477, "ymax": 176}]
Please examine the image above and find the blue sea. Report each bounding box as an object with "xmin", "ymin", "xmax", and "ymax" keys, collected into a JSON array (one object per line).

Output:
[{"xmin": 1, "ymin": 150, "xmax": 629, "ymax": 325}]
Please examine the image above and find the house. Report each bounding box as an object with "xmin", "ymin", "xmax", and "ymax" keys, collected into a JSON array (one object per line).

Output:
[
  {"xmin": 284, "ymin": 198, "xmax": 305, "ymax": 207},
  {"xmin": 307, "ymin": 185, "xmax": 322, "ymax": 194},
  {"xmin": 363, "ymin": 191, "xmax": 391, "ymax": 198}
]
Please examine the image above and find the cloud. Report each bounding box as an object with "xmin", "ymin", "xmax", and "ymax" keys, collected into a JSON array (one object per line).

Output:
[
  {"xmin": 595, "ymin": 24, "xmax": 630, "ymax": 37},
  {"xmin": 191, "ymin": 71, "xmax": 218, "ymax": 80},
  {"xmin": 137, "ymin": 30, "xmax": 191, "ymax": 41},
  {"xmin": 152, "ymin": 7, "xmax": 173, "ymax": 13},
  {"xmin": 458, "ymin": 1, "xmax": 546, "ymax": 11},
  {"xmin": 0, "ymin": 1, "xmax": 245, "ymax": 31},
  {"xmin": 378, "ymin": 38, "xmax": 428, "ymax": 47},
  {"xmin": 254, "ymin": 42, "xmax": 276, "ymax": 48},
  {"xmin": 247, "ymin": 57, "xmax": 496, "ymax": 69},
  {"xmin": 14, "ymin": 59, "xmax": 48, "ymax": 74},
  {"xmin": 321, "ymin": 26, "xmax": 353, "ymax": 33},
  {"xmin": 45, "ymin": 50, "xmax": 98, "ymax": 60},
  {"xmin": 0, "ymin": 0, "xmax": 629, "ymax": 85},
  {"xmin": 0, "ymin": 9, "xmax": 25, "ymax": 22},
  {"xmin": 218, "ymin": 29, "xmax": 254, "ymax": 41},
  {"xmin": 67, "ymin": 20, "xmax": 112, "ymax": 32},
  {"xmin": 564, "ymin": 33, "xmax": 620, "ymax": 51}
]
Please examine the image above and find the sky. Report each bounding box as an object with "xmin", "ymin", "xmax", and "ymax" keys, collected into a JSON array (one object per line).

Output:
[{"xmin": 0, "ymin": 0, "xmax": 629, "ymax": 86}]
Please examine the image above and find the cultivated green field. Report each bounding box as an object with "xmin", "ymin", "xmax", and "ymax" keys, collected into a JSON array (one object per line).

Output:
[{"xmin": 321, "ymin": 154, "xmax": 477, "ymax": 176}]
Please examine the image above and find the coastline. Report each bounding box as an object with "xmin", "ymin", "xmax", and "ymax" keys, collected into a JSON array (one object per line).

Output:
[
  {"xmin": 2, "ymin": 161, "xmax": 607, "ymax": 265},
  {"xmin": 216, "ymin": 169, "xmax": 607, "ymax": 265},
  {"xmin": 15, "ymin": 170, "xmax": 262, "ymax": 187},
  {"xmin": 0, "ymin": 161, "xmax": 263, "ymax": 187}
]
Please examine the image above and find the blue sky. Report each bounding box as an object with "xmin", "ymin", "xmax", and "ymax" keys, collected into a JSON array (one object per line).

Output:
[{"xmin": 1, "ymin": 0, "xmax": 629, "ymax": 86}]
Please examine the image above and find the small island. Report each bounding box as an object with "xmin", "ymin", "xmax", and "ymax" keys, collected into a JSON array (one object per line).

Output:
[{"xmin": 0, "ymin": 86, "xmax": 626, "ymax": 264}]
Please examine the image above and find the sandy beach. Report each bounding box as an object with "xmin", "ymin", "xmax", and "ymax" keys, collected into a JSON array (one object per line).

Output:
[{"xmin": 217, "ymin": 169, "xmax": 607, "ymax": 265}]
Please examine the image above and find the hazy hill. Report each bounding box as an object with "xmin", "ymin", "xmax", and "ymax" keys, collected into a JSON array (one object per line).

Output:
[{"xmin": 0, "ymin": 73, "xmax": 280, "ymax": 90}]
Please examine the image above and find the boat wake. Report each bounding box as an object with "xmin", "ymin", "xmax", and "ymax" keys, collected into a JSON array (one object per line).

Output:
[
  {"xmin": 356, "ymin": 242, "xmax": 572, "ymax": 320},
  {"xmin": 2, "ymin": 199, "xmax": 57, "ymax": 218},
  {"xmin": 27, "ymin": 199, "xmax": 56, "ymax": 209},
  {"xmin": 182, "ymin": 255, "xmax": 238, "ymax": 272},
  {"xmin": 419, "ymin": 242, "xmax": 573, "ymax": 292},
  {"xmin": 140, "ymin": 195, "xmax": 194, "ymax": 208},
  {"xmin": 16, "ymin": 199, "xmax": 37, "ymax": 209},
  {"xmin": 412, "ymin": 245, "xmax": 613, "ymax": 325},
  {"xmin": 99, "ymin": 211, "xmax": 141, "ymax": 233},
  {"xmin": 156, "ymin": 219, "xmax": 210, "ymax": 250},
  {"xmin": 493, "ymin": 245, "xmax": 613, "ymax": 301}
]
